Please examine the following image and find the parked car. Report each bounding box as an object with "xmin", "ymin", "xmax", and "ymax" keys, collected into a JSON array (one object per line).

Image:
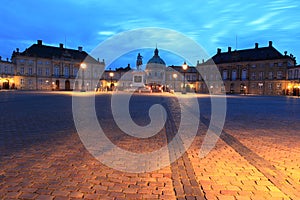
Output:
[{"xmin": 147, "ymin": 83, "xmax": 163, "ymax": 93}]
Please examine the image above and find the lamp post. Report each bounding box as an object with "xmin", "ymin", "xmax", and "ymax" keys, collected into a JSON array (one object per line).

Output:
[
  {"xmin": 109, "ymin": 72, "xmax": 114, "ymax": 91},
  {"xmin": 80, "ymin": 63, "xmax": 87, "ymax": 92},
  {"xmin": 173, "ymin": 73, "xmax": 177, "ymax": 92},
  {"xmin": 182, "ymin": 61, "xmax": 188, "ymax": 94}
]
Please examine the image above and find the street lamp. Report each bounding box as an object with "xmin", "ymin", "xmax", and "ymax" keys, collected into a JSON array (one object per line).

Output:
[
  {"xmin": 244, "ymin": 86, "xmax": 247, "ymax": 95},
  {"xmin": 109, "ymin": 72, "xmax": 114, "ymax": 91},
  {"xmin": 182, "ymin": 61, "xmax": 188, "ymax": 94},
  {"xmin": 173, "ymin": 73, "xmax": 177, "ymax": 91},
  {"xmin": 80, "ymin": 63, "xmax": 87, "ymax": 92}
]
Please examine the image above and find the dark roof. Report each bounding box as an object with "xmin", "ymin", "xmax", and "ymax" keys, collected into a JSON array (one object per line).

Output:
[
  {"xmin": 13, "ymin": 42, "xmax": 100, "ymax": 64},
  {"xmin": 168, "ymin": 65, "xmax": 198, "ymax": 73},
  {"xmin": 202, "ymin": 43, "xmax": 293, "ymax": 65},
  {"xmin": 147, "ymin": 48, "xmax": 166, "ymax": 65}
]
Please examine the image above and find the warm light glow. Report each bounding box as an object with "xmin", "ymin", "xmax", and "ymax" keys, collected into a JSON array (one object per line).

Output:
[
  {"xmin": 173, "ymin": 73, "xmax": 178, "ymax": 79},
  {"xmin": 80, "ymin": 63, "xmax": 87, "ymax": 69},
  {"xmin": 182, "ymin": 61, "xmax": 188, "ymax": 71},
  {"xmin": 109, "ymin": 72, "xmax": 114, "ymax": 77}
]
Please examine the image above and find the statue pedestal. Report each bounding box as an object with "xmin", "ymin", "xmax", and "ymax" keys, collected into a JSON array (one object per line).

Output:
[{"xmin": 132, "ymin": 70, "xmax": 145, "ymax": 87}]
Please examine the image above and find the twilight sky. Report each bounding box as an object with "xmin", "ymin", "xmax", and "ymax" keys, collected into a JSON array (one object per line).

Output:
[{"xmin": 1, "ymin": 0, "xmax": 299, "ymax": 68}]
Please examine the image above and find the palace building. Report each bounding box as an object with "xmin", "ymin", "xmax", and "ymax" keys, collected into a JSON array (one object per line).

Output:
[
  {"xmin": 7, "ymin": 40, "xmax": 105, "ymax": 91},
  {"xmin": 197, "ymin": 41, "xmax": 296, "ymax": 95},
  {"xmin": 0, "ymin": 40, "xmax": 298, "ymax": 96}
]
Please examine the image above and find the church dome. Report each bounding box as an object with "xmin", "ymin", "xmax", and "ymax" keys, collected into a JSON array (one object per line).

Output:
[{"xmin": 147, "ymin": 48, "xmax": 166, "ymax": 65}]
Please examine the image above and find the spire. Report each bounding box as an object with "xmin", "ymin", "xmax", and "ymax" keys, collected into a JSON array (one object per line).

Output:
[{"xmin": 154, "ymin": 48, "xmax": 159, "ymax": 56}]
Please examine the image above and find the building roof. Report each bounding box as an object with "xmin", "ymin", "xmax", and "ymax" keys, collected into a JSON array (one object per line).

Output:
[
  {"xmin": 201, "ymin": 41, "xmax": 295, "ymax": 65},
  {"xmin": 147, "ymin": 48, "xmax": 166, "ymax": 65},
  {"xmin": 12, "ymin": 40, "xmax": 102, "ymax": 65},
  {"xmin": 168, "ymin": 65, "xmax": 198, "ymax": 73}
]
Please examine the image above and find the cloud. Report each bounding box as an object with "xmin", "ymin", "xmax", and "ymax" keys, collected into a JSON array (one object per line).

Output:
[
  {"xmin": 248, "ymin": 12, "xmax": 279, "ymax": 26},
  {"xmin": 98, "ymin": 31, "xmax": 115, "ymax": 36}
]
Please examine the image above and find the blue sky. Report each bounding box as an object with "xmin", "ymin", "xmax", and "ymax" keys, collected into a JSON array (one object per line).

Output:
[{"xmin": 1, "ymin": 0, "xmax": 299, "ymax": 68}]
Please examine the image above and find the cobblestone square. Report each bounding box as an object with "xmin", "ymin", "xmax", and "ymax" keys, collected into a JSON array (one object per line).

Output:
[{"xmin": 0, "ymin": 91, "xmax": 299, "ymax": 199}]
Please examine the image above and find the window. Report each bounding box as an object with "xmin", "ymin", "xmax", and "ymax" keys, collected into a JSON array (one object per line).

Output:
[
  {"xmin": 268, "ymin": 71, "xmax": 274, "ymax": 80},
  {"xmin": 276, "ymin": 83, "xmax": 282, "ymax": 89},
  {"xmin": 242, "ymin": 69, "xmax": 247, "ymax": 80},
  {"xmin": 73, "ymin": 68, "xmax": 79, "ymax": 77},
  {"xmin": 37, "ymin": 60, "xmax": 43, "ymax": 65},
  {"xmin": 251, "ymin": 83, "xmax": 256, "ymax": 88},
  {"xmin": 294, "ymin": 69, "xmax": 299, "ymax": 79},
  {"xmin": 4, "ymin": 66, "xmax": 8, "ymax": 74},
  {"xmin": 28, "ymin": 67, "xmax": 33, "ymax": 75},
  {"xmin": 19, "ymin": 59, "xmax": 25, "ymax": 64},
  {"xmin": 270, "ymin": 63, "xmax": 274, "ymax": 67},
  {"xmin": 278, "ymin": 62, "xmax": 283, "ymax": 67},
  {"xmin": 39, "ymin": 79, "xmax": 43, "ymax": 85},
  {"xmin": 277, "ymin": 71, "xmax": 283, "ymax": 79},
  {"xmin": 222, "ymin": 70, "xmax": 227, "ymax": 80},
  {"xmin": 251, "ymin": 72, "xmax": 256, "ymax": 80},
  {"xmin": 251, "ymin": 64, "xmax": 256, "ymax": 68},
  {"xmin": 94, "ymin": 70, "xmax": 99, "ymax": 78},
  {"xmin": 38, "ymin": 68, "xmax": 43, "ymax": 76},
  {"xmin": 258, "ymin": 71, "xmax": 264, "ymax": 80},
  {"xmin": 10, "ymin": 66, "xmax": 14, "ymax": 75},
  {"xmin": 45, "ymin": 68, "xmax": 50, "ymax": 76},
  {"xmin": 232, "ymin": 70, "xmax": 237, "ymax": 81},
  {"xmin": 21, "ymin": 79, "xmax": 25, "ymax": 85},
  {"xmin": 20, "ymin": 67, "xmax": 25, "ymax": 75},
  {"xmin": 28, "ymin": 79, "xmax": 33, "ymax": 85},
  {"xmin": 54, "ymin": 66, "xmax": 60, "ymax": 76},
  {"xmin": 64, "ymin": 67, "xmax": 69, "ymax": 77},
  {"xmin": 268, "ymin": 83, "xmax": 273, "ymax": 89},
  {"xmin": 28, "ymin": 60, "xmax": 34, "ymax": 65},
  {"xmin": 45, "ymin": 61, "xmax": 50, "ymax": 65}
]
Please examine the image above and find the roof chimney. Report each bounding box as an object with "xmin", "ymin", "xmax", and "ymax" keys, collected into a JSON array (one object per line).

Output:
[
  {"xmin": 0, "ymin": 56, "xmax": 2, "ymax": 61},
  {"xmin": 37, "ymin": 40, "xmax": 42, "ymax": 45},
  {"xmin": 255, "ymin": 43, "xmax": 259, "ymax": 49},
  {"xmin": 6, "ymin": 58, "xmax": 8, "ymax": 62},
  {"xmin": 228, "ymin": 47, "xmax": 232, "ymax": 52},
  {"xmin": 16, "ymin": 48, "xmax": 19, "ymax": 53},
  {"xmin": 217, "ymin": 48, "xmax": 221, "ymax": 54},
  {"xmin": 78, "ymin": 46, "xmax": 83, "ymax": 52},
  {"xmin": 59, "ymin": 43, "xmax": 64, "ymax": 48},
  {"xmin": 269, "ymin": 41, "xmax": 273, "ymax": 47}
]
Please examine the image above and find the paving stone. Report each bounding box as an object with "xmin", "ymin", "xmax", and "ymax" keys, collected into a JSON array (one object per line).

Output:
[{"xmin": 0, "ymin": 92, "xmax": 299, "ymax": 199}]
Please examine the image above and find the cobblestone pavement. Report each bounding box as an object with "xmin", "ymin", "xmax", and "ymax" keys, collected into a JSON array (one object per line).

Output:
[{"xmin": 0, "ymin": 91, "xmax": 299, "ymax": 199}]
